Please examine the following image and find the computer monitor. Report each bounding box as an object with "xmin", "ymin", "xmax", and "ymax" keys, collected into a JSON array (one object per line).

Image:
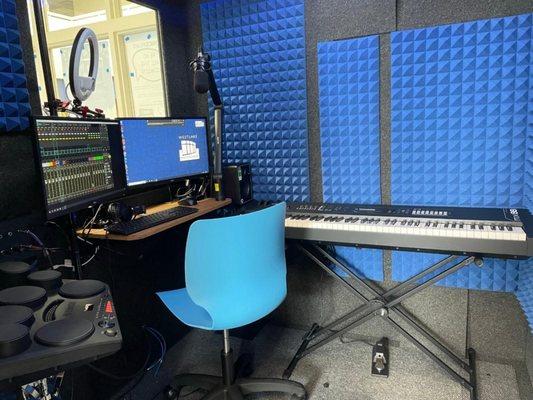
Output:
[
  {"xmin": 119, "ymin": 117, "xmax": 210, "ymax": 188},
  {"xmin": 33, "ymin": 117, "xmax": 125, "ymax": 219}
]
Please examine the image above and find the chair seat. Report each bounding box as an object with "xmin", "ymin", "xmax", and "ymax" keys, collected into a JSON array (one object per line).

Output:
[{"xmin": 157, "ymin": 288, "xmax": 213, "ymax": 330}]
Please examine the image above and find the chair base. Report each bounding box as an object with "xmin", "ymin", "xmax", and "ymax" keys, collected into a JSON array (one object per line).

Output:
[
  {"xmin": 165, "ymin": 373, "xmax": 307, "ymax": 400},
  {"xmin": 165, "ymin": 331, "xmax": 307, "ymax": 399}
]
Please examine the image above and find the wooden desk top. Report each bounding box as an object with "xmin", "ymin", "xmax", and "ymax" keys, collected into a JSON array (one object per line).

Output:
[{"xmin": 77, "ymin": 198, "xmax": 231, "ymax": 241}]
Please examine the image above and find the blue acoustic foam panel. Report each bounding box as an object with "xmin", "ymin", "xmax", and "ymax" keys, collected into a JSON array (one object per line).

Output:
[
  {"xmin": 200, "ymin": 0, "xmax": 309, "ymax": 202},
  {"xmin": 390, "ymin": 14, "xmax": 532, "ymax": 291},
  {"xmin": 318, "ymin": 35, "xmax": 382, "ymax": 281},
  {"xmin": 517, "ymin": 61, "xmax": 533, "ymax": 331},
  {"xmin": 517, "ymin": 259, "xmax": 533, "ymax": 332},
  {"xmin": 0, "ymin": 0, "xmax": 30, "ymax": 132}
]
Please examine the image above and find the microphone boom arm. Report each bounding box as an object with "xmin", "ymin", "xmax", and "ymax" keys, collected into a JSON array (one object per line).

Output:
[{"xmin": 208, "ymin": 68, "xmax": 225, "ymax": 201}]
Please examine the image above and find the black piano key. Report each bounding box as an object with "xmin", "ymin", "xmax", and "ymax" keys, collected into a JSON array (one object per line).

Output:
[
  {"xmin": 506, "ymin": 226, "xmax": 512, "ymax": 231},
  {"xmin": 432, "ymin": 222, "xmax": 438, "ymax": 227},
  {"xmin": 444, "ymin": 223, "xmax": 449, "ymax": 228},
  {"xmin": 491, "ymin": 225, "xmax": 496, "ymax": 230},
  {"xmin": 391, "ymin": 220, "xmax": 397, "ymax": 225},
  {"xmin": 459, "ymin": 224, "xmax": 464, "ymax": 228},
  {"xmin": 451, "ymin": 223, "xmax": 456, "ymax": 228},
  {"xmin": 425, "ymin": 221, "xmax": 430, "ymax": 227},
  {"xmin": 408, "ymin": 220, "xmax": 414, "ymax": 226},
  {"xmin": 479, "ymin": 225, "xmax": 484, "ymax": 230},
  {"xmin": 415, "ymin": 221, "xmax": 420, "ymax": 226},
  {"xmin": 401, "ymin": 220, "xmax": 407, "ymax": 225},
  {"xmin": 470, "ymin": 224, "xmax": 475, "ymax": 229},
  {"xmin": 498, "ymin": 225, "xmax": 504, "ymax": 231}
]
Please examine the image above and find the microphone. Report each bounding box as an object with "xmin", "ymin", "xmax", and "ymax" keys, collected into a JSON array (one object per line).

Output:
[{"xmin": 190, "ymin": 48, "xmax": 211, "ymax": 94}]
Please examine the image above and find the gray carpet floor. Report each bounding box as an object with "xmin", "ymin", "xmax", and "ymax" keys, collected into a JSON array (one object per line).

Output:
[{"xmin": 133, "ymin": 324, "xmax": 521, "ymax": 400}]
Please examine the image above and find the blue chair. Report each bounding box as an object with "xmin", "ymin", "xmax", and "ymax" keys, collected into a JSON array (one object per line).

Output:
[{"xmin": 157, "ymin": 202, "xmax": 307, "ymax": 400}]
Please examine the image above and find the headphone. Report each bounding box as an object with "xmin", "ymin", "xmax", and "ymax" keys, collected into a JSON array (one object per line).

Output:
[{"xmin": 107, "ymin": 203, "xmax": 146, "ymax": 223}]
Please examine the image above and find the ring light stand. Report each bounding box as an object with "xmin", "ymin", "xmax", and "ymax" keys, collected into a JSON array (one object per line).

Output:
[{"xmin": 69, "ymin": 28, "xmax": 99, "ymax": 103}]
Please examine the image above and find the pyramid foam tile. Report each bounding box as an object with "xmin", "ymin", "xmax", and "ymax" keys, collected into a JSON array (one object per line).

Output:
[
  {"xmin": 517, "ymin": 65, "xmax": 533, "ymax": 330},
  {"xmin": 201, "ymin": 0, "xmax": 309, "ymax": 202},
  {"xmin": 0, "ymin": 0, "xmax": 29, "ymax": 133},
  {"xmin": 318, "ymin": 36, "xmax": 382, "ymax": 281},
  {"xmin": 517, "ymin": 259, "xmax": 533, "ymax": 333},
  {"xmin": 390, "ymin": 14, "xmax": 532, "ymax": 292}
]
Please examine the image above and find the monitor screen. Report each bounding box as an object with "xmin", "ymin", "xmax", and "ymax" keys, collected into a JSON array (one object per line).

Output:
[
  {"xmin": 119, "ymin": 118, "xmax": 210, "ymax": 187},
  {"xmin": 33, "ymin": 117, "xmax": 125, "ymax": 219}
]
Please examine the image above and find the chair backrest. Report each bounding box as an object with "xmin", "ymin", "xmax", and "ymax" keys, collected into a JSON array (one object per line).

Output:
[{"xmin": 185, "ymin": 202, "xmax": 287, "ymax": 330}]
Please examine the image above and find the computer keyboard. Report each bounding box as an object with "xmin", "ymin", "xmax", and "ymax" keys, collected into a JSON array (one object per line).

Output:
[{"xmin": 106, "ymin": 206, "xmax": 198, "ymax": 235}]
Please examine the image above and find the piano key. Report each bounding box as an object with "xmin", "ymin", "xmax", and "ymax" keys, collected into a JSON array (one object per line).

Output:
[{"xmin": 285, "ymin": 202, "xmax": 530, "ymax": 259}]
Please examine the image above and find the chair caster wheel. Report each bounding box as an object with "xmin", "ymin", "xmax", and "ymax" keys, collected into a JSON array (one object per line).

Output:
[{"xmin": 164, "ymin": 385, "xmax": 180, "ymax": 400}]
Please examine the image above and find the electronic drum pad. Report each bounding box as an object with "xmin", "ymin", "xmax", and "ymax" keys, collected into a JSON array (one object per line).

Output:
[{"xmin": 0, "ymin": 276, "xmax": 122, "ymax": 382}]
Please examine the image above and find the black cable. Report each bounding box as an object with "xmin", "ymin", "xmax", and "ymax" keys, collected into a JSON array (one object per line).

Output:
[
  {"xmin": 16, "ymin": 229, "xmax": 54, "ymax": 266},
  {"xmin": 88, "ymin": 329, "xmax": 151, "ymax": 381},
  {"xmin": 112, "ymin": 367, "xmax": 149, "ymax": 400},
  {"xmin": 45, "ymin": 221, "xmax": 71, "ymax": 251},
  {"xmin": 105, "ymin": 235, "xmax": 117, "ymax": 296},
  {"xmin": 106, "ymin": 326, "xmax": 167, "ymax": 400}
]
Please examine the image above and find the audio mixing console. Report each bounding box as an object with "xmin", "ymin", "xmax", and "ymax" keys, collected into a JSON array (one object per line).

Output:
[{"xmin": 33, "ymin": 118, "xmax": 124, "ymax": 219}]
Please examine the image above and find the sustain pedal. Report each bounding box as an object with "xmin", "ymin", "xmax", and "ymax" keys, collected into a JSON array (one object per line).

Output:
[{"xmin": 371, "ymin": 337, "xmax": 389, "ymax": 377}]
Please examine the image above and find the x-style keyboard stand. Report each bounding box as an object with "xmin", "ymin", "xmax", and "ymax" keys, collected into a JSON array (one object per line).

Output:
[{"xmin": 283, "ymin": 242, "xmax": 481, "ymax": 400}]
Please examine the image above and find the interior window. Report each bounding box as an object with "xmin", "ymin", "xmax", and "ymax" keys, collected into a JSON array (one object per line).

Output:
[{"xmin": 27, "ymin": 0, "xmax": 167, "ymax": 118}]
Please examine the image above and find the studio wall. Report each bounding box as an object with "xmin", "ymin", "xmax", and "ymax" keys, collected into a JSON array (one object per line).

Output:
[
  {"xmin": 0, "ymin": 0, "xmax": 42, "ymax": 224},
  {"xmin": 195, "ymin": 0, "xmax": 533, "ymax": 328},
  {"xmin": 201, "ymin": 0, "xmax": 310, "ymax": 202}
]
